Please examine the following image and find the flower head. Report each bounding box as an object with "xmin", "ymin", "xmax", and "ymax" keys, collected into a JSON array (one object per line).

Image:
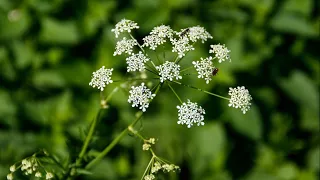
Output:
[
  {"xmin": 142, "ymin": 25, "xmax": 174, "ymax": 50},
  {"xmin": 7, "ymin": 173, "xmax": 13, "ymax": 180},
  {"xmin": 171, "ymin": 36, "xmax": 195, "ymax": 58},
  {"xmin": 113, "ymin": 37, "xmax": 137, "ymax": 56},
  {"xmin": 228, "ymin": 86, "xmax": 252, "ymax": 114},
  {"xmin": 156, "ymin": 61, "xmax": 182, "ymax": 82},
  {"xmin": 128, "ymin": 83, "xmax": 156, "ymax": 112},
  {"xmin": 126, "ymin": 51, "xmax": 150, "ymax": 72},
  {"xmin": 111, "ymin": 19, "xmax": 139, "ymax": 38},
  {"xmin": 177, "ymin": 100, "xmax": 205, "ymax": 128},
  {"xmin": 144, "ymin": 174, "xmax": 155, "ymax": 180},
  {"xmin": 209, "ymin": 44, "xmax": 231, "ymax": 63},
  {"xmin": 89, "ymin": 66, "xmax": 113, "ymax": 91},
  {"xmin": 185, "ymin": 26, "xmax": 212, "ymax": 43},
  {"xmin": 192, "ymin": 56, "xmax": 215, "ymax": 84}
]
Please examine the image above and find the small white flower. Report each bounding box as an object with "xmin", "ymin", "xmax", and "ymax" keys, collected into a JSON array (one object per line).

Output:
[
  {"xmin": 144, "ymin": 174, "xmax": 155, "ymax": 180},
  {"xmin": 185, "ymin": 26, "xmax": 212, "ymax": 43},
  {"xmin": 10, "ymin": 165, "xmax": 15, "ymax": 172},
  {"xmin": 156, "ymin": 61, "xmax": 182, "ymax": 82},
  {"xmin": 113, "ymin": 37, "xmax": 137, "ymax": 56},
  {"xmin": 150, "ymin": 25, "xmax": 174, "ymax": 38},
  {"xmin": 128, "ymin": 83, "xmax": 156, "ymax": 112},
  {"xmin": 7, "ymin": 173, "xmax": 13, "ymax": 180},
  {"xmin": 89, "ymin": 66, "xmax": 113, "ymax": 91},
  {"xmin": 171, "ymin": 36, "xmax": 194, "ymax": 58},
  {"xmin": 35, "ymin": 172, "xmax": 42, "ymax": 177},
  {"xmin": 192, "ymin": 56, "xmax": 215, "ymax": 84},
  {"xmin": 46, "ymin": 172, "xmax": 53, "ymax": 179},
  {"xmin": 228, "ymin": 86, "xmax": 252, "ymax": 114},
  {"xmin": 126, "ymin": 51, "xmax": 150, "ymax": 72},
  {"xmin": 177, "ymin": 100, "xmax": 205, "ymax": 128},
  {"xmin": 111, "ymin": 19, "xmax": 139, "ymax": 38},
  {"xmin": 209, "ymin": 44, "xmax": 231, "ymax": 63}
]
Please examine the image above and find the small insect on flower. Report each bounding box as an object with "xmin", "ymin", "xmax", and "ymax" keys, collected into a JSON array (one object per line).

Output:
[
  {"xmin": 212, "ymin": 67, "xmax": 219, "ymax": 76},
  {"xmin": 180, "ymin": 28, "xmax": 190, "ymax": 37}
]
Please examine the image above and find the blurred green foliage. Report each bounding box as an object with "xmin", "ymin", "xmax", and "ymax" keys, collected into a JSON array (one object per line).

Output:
[{"xmin": 0, "ymin": 0, "xmax": 319, "ymax": 179}]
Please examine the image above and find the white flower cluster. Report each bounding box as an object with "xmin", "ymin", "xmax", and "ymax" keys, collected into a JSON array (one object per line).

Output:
[
  {"xmin": 113, "ymin": 37, "xmax": 137, "ymax": 56},
  {"xmin": 209, "ymin": 44, "xmax": 231, "ymax": 63},
  {"xmin": 171, "ymin": 36, "xmax": 195, "ymax": 58},
  {"xmin": 7, "ymin": 158, "xmax": 53, "ymax": 180},
  {"xmin": 143, "ymin": 158, "xmax": 180, "ymax": 180},
  {"xmin": 126, "ymin": 51, "xmax": 150, "ymax": 72},
  {"xmin": 156, "ymin": 61, "xmax": 182, "ymax": 82},
  {"xmin": 192, "ymin": 56, "xmax": 215, "ymax": 84},
  {"xmin": 143, "ymin": 25, "xmax": 174, "ymax": 50},
  {"xmin": 184, "ymin": 26, "xmax": 213, "ymax": 43},
  {"xmin": 177, "ymin": 99, "xmax": 205, "ymax": 128},
  {"xmin": 89, "ymin": 66, "xmax": 113, "ymax": 91},
  {"xmin": 111, "ymin": 19, "xmax": 139, "ymax": 38},
  {"xmin": 128, "ymin": 83, "xmax": 156, "ymax": 112},
  {"xmin": 228, "ymin": 86, "xmax": 252, "ymax": 114}
]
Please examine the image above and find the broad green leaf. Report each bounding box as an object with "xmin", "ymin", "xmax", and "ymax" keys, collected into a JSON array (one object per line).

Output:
[
  {"xmin": 32, "ymin": 70, "xmax": 66, "ymax": 88},
  {"xmin": 276, "ymin": 163, "xmax": 299, "ymax": 180},
  {"xmin": 39, "ymin": 18, "xmax": 80, "ymax": 44},
  {"xmin": 307, "ymin": 147, "xmax": 320, "ymax": 171},
  {"xmin": 270, "ymin": 13, "xmax": 317, "ymax": 37},
  {"xmin": 227, "ymin": 105, "xmax": 262, "ymax": 140},
  {"xmin": 282, "ymin": 0, "xmax": 312, "ymax": 16}
]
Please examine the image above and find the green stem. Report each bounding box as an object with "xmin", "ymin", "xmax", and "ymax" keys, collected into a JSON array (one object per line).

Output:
[
  {"xmin": 85, "ymin": 111, "xmax": 144, "ymax": 169},
  {"xmin": 167, "ymin": 82, "xmax": 183, "ymax": 103},
  {"xmin": 85, "ymin": 83, "xmax": 163, "ymax": 170},
  {"xmin": 172, "ymin": 80, "xmax": 230, "ymax": 100},
  {"xmin": 77, "ymin": 109, "xmax": 102, "ymax": 165}
]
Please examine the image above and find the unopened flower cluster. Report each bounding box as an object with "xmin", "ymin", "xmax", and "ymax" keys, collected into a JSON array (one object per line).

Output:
[
  {"xmin": 144, "ymin": 158, "xmax": 180, "ymax": 180},
  {"xmin": 7, "ymin": 157, "xmax": 53, "ymax": 180},
  {"xmin": 142, "ymin": 138, "xmax": 156, "ymax": 151}
]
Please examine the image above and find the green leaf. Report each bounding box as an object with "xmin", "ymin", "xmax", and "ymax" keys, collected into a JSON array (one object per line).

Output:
[
  {"xmin": 39, "ymin": 18, "xmax": 80, "ymax": 44},
  {"xmin": 276, "ymin": 163, "xmax": 299, "ymax": 180},
  {"xmin": 270, "ymin": 13, "xmax": 317, "ymax": 37},
  {"xmin": 307, "ymin": 147, "xmax": 320, "ymax": 171},
  {"xmin": 227, "ymin": 105, "xmax": 262, "ymax": 140},
  {"xmin": 32, "ymin": 69, "xmax": 66, "ymax": 88}
]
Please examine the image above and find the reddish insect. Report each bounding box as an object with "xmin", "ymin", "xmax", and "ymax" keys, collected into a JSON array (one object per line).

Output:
[{"xmin": 212, "ymin": 67, "xmax": 219, "ymax": 76}]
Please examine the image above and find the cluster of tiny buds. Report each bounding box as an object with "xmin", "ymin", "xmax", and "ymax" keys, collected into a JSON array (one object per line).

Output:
[
  {"xmin": 7, "ymin": 158, "xmax": 54, "ymax": 180},
  {"xmin": 144, "ymin": 159, "xmax": 180, "ymax": 180},
  {"xmin": 142, "ymin": 138, "xmax": 156, "ymax": 151}
]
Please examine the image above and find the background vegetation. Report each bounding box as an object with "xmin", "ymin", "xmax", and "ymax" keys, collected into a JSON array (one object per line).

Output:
[{"xmin": 0, "ymin": 0, "xmax": 319, "ymax": 179}]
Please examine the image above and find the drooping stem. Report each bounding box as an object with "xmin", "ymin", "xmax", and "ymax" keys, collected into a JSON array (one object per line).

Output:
[{"xmin": 172, "ymin": 80, "xmax": 230, "ymax": 100}]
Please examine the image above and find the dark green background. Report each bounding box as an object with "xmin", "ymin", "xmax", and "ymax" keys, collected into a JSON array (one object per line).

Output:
[{"xmin": 0, "ymin": 0, "xmax": 319, "ymax": 179}]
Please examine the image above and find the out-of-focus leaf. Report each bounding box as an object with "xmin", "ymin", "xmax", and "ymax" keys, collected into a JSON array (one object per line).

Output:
[
  {"xmin": 39, "ymin": 18, "xmax": 80, "ymax": 44},
  {"xmin": 28, "ymin": 0, "xmax": 64, "ymax": 13},
  {"xmin": 245, "ymin": 171, "xmax": 280, "ymax": 180},
  {"xmin": 32, "ymin": 70, "xmax": 66, "ymax": 88},
  {"xmin": 270, "ymin": 13, "xmax": 317, "ymax": 37},
  {"xmin": 276, "ymin": 163, "xmax": 299, "ymax": 180},
  {"xmin": 307, "ymin": 147, "xmax": 320, "ymax": 171},
  {"xmin": 282, "ymin": 0, "xmax": 312, "ymax": 16},
  {"xmin": 0, "ymin": 9, "xmax": 31, "ymax": 40},
  {"xmin": 116, "ymin": 155, "xmax": 130, "ymax": 176},
  {"xmin": 300, "ymin": 106, "xmax": 319, "ymax": 132},
  {"xmin": 279, "ymin": 71, "xmax": 319, "ymax": 118},
  {"xmin": 0, "ymin": 89, "xmax": 16, "ymax": 120},
  {"xmin": 11, "ymin": 40, "xmax": 34, "ymax": 69},
  {"xmin": 227, "ymin": 105, "xmax": 262, "ymax": 140}
]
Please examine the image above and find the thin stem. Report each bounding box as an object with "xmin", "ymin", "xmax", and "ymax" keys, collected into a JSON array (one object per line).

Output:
[
  {"xmin": 77, "ymin": 109, "xmax": 102, "ymax": 165},
  {"xmin": 167, "ymin": 82, "xmax": 183, "ymax": 103},
  {"xmin": 140, "ymin": 156, "xmax": 155, "ymax": 180},
  {"xmin": 129, "ymin": 33, "xmax": 145, "ymax": 53},
  {"xmin": 172, "ymin": 80, "xmax": 230, "ymax": 100}
]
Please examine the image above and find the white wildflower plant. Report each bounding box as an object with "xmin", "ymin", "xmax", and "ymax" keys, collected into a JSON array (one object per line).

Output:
[{"xmin": 9, "ymin": 19, "xmax": 252, "ymax": 180}]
